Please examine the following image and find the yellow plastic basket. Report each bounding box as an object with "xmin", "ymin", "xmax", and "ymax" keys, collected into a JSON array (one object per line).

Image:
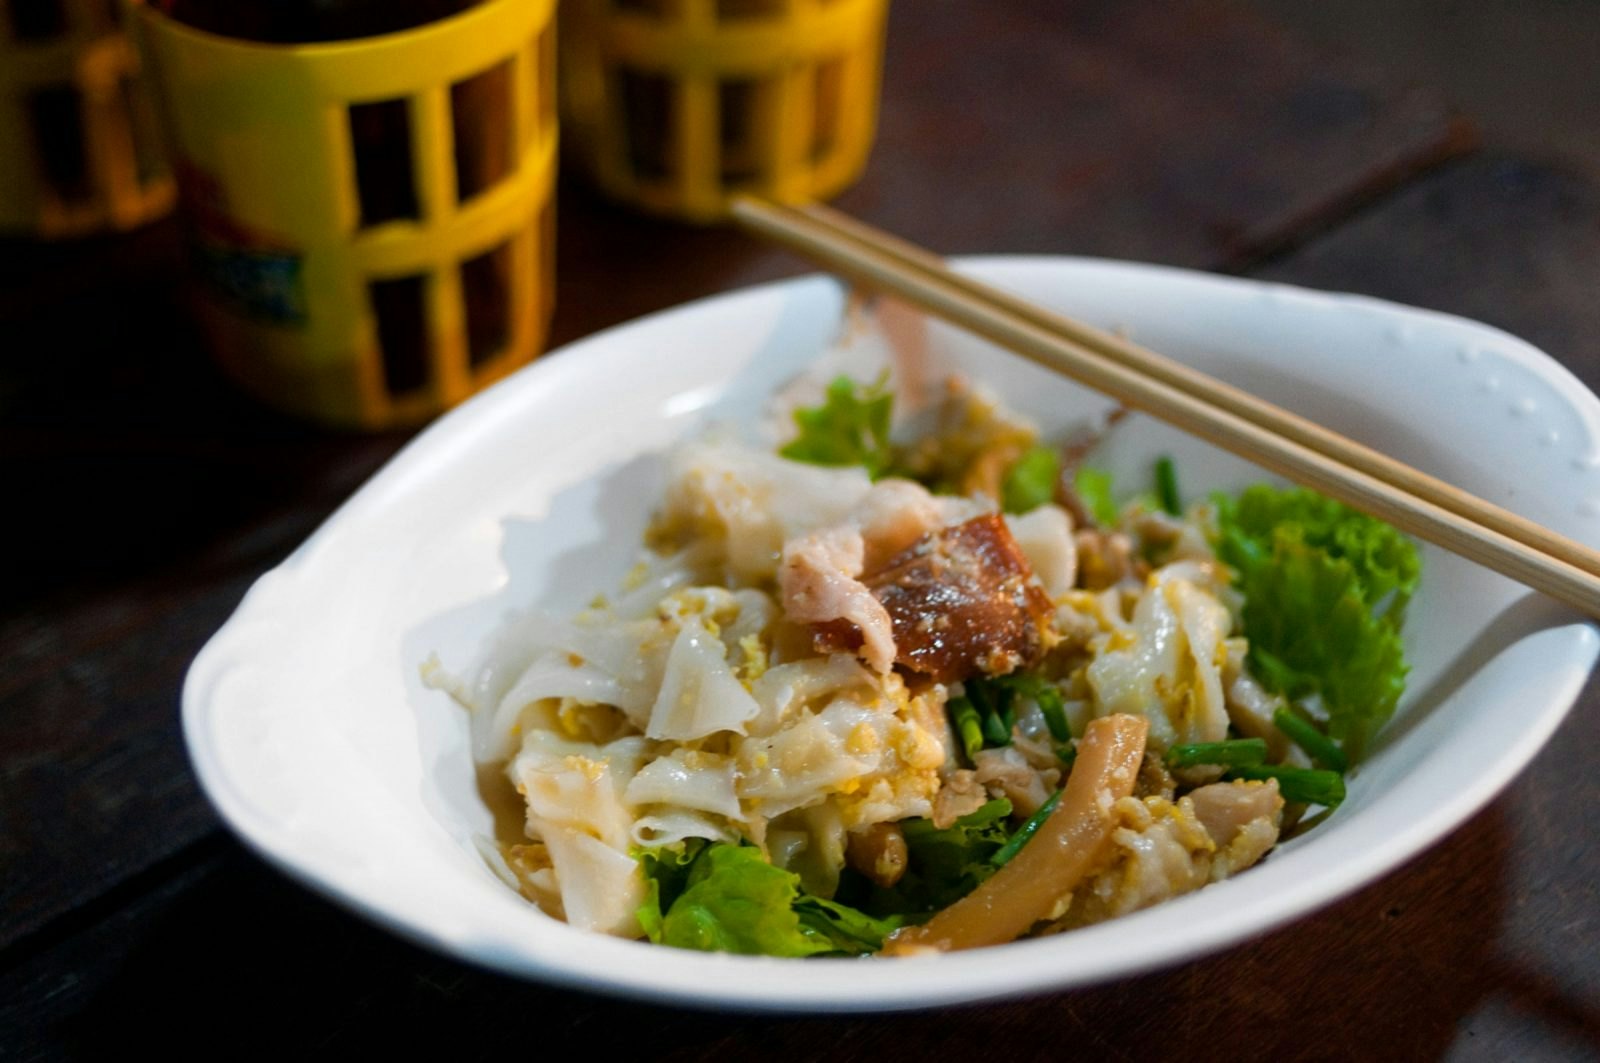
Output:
[
  {"xmin": 0, "ymin": 0, "xmax": 174, "ymax": 238},
  {"xmin": 130, "ymin": 0, "xmax": 558, "ymax": 429},
  {"xmin": 561, "ymin": 0, "xmax": 889, "ymax": 223}
]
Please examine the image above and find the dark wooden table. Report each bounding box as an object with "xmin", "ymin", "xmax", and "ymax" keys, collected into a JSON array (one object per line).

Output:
[{"xmin": 4, "ymin": 2, "xmax": 1597, "ymax": 1058}]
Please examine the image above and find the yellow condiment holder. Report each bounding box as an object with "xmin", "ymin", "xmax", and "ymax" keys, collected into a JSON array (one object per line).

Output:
[
  {"xmin": 561, "ymin": 0, "xmax": 890, "ymax": 223},
  {"xmin": 130, "ymin": 0, "xmax": 558, "ymax": 429},
  {"xmin": 0, "ymin": 0, "xmax": 174, "ymax": 238}
]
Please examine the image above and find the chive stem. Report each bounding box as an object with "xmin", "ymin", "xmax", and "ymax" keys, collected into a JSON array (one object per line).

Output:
[
  {"xmin": 968, "ymin": 679, "xmax": 1014, "ymax": 746},
  {"xmin": 1229, "ymin": 764, "xmax": 1346, "ymax": 806},
  {"xmin": 981, "ymin": 706, "xmax": 1012, "ymax": 747},
  {"xmin": 1272, "ymin": 707, "xmax": 1349, "ymax": 773},
  {"xmin": 1167, "ymin": 738, "xmax": 1268, "ymax": 770},
  {"xmin": 949, "ymin": 696, "xmax": 983, "ymax": 761},
  {"xmin": 1038, "ymin": 697, "xmax": 1072, "ymax": 742},
  {"xmin": 1155, "ymin": 455, "xmax": 1181, "ymax": 515},
  {"xmin": 990, "ymin": 788, "xmax": 1064, "ymax": 867}
]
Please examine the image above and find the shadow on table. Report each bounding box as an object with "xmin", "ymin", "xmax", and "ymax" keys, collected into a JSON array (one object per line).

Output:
[
  {"xmin": 56, "ymin": 798, "xmax": 1597, "ymax": 1060},
  {"xmin": 0, "ymin": 218, "xmax": 416, "ymax": 615},
  {"xmin": 548, "ymin": 176, "xmax": 802, "ymax": 351}
]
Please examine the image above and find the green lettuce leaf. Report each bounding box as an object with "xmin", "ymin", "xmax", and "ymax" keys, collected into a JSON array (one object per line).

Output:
[
  {"xmin": 1074, "ymin": 466, "xmax": 1119, "ymax": 526},
  {"xmin": 780, "ymin": 374, "xmax": 895, "ymax": 479},
  {"xmin": 1001, "ymin": 445, "xmax": 1060, "ymax": 514},
  {"xmin": 635, "ymin": 838, "xmax": 709, "ymax": 944},
  {"xmin": 1216, "ymin": 485, "xmax": 1420, "ymax": 625},
  {"xmin": 794, "ymin": 894, "xmax": 905, "ymax": 954},
  {"xmin": 639, "ymin": 842, "xmax": 899, "ymax": 956},
  {"xmin": 1214, "ymin": 485, "xmax": 1420, "ymax": 761}
]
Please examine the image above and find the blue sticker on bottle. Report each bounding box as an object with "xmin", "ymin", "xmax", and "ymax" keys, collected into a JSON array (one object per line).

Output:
[{"xmin": 193, "ymin": 238, "xmax": 308, "ymax": 325}]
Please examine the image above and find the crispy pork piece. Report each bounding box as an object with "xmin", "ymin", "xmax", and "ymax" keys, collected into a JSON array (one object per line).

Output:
[{"xmin": 816, "ymin": 514, "xmax": 1052, "ymax": 684}]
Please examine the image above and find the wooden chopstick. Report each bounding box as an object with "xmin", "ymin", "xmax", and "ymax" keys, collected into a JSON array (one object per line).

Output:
[
  {"xmin": 730, "ymin": 195, "xmax": 1600, "ymax": 620},
  {"xmin": 795, "ymin": 201, "xmax": 1600, "ymax": 584}
]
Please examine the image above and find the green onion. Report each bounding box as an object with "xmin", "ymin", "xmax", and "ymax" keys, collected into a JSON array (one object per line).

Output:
[
  {"xmin": 1229, "ymin": 764, "xmax": 1346, "ymax": 807},
  {"xmin": 1036, "ymin": 690, "xmax": 1072, "ymax": 742},
  {"xmin": 1009, "ymin": 674, "xmax": 1071, "ymax": 741},
  {"xmin": 990, "ymin": 789, "xmax": 1063, "ymax": 868},
  {"xmin": 968, "ymin": 680, "xmax": 1014, "ymax": 746},
  {"xmin": 1155, "ymin": 456, "xmax": 1181, "ymax": 515},
  {"xmin": 984, "ymin": 672, "xmax": 1071, "ymax": 742},
  {"xmin": 980, "ymin": 705, "xmax": 1013, "ymax": 746},
  {"xmin": 1272, "ymin": 707, "xmax": 1349, "ymax": 773},
  {"xmin": 948, "ymin": 696, "xmax": 984, "ymax": 761},
  {"xmin": 963, "ymin": 673, "xmax": 1073, "ymax": 751},
  {"xmin": 1055, "ymin": 743, "xmax": 1077, "ymax": 770},
  {"xmin": 1166, "ymin": 738, "xmax": 1269, "ymax": 770}
]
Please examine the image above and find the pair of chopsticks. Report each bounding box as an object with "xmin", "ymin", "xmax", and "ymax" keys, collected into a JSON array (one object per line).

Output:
[{"xmin": 730, "ymin": 196, "xmax": 1600, "ymax": 619}]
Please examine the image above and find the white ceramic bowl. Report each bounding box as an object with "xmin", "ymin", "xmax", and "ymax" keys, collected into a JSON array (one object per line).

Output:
[{"xmin": 183, "ymin": 257, "xmax": 1600, "ymax": 1011}]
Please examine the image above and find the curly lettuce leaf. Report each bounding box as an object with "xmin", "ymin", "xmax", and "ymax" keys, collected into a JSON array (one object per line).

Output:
[
  {"xmin": 1214, "ymin": 485, "xmax": 1420, "ymax": 761},
  {"xmin": 638, "ymin": 841, "xmax": 899, "ymax": 956},
  {"xmin": 1216, "ymin": 485, "xmax": 1420, "ymax": 626},
  {"xmin": 780, "ymin": 374, "xmax": 895, "ymax": 479}
]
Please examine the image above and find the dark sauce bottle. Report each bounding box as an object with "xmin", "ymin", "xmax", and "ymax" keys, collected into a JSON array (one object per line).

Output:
[
  {"xmin": 156, "ymin": 0, "xmax": 494, "ymax": 225},
  {"xmin": 155, "ymin": 0, "xmax": 529, "ymax": 418},
  {"xmin": 155, "ymin": 0, "xmax": 484, "ymax": 43}
]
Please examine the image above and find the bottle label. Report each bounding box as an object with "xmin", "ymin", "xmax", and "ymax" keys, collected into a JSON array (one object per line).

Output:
[{"xmin": 177, "ymin": 164, "xmax": 308, "ymax": 326}]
